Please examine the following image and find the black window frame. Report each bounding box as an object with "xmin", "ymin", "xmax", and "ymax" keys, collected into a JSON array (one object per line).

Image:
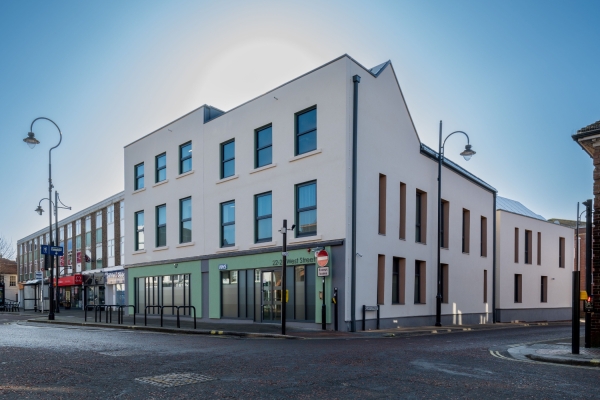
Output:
[
  {"xmin": 255, "ymin": 124, "xmax": 273, "ymax": 168},
  {"xmin": 295, "ymin": 106, "xmax": 317, "ymax": 156},
  {"xmin": 414, "ymin": 261, "xmax": 421, "ymax": 304},
  {"xmin": 134, "ymin": 162, "xmax": 144, "ymax": 190},
  {"xmin": 134, "ymin": 211, "xmax": 144, "ymax": 251},
  {"xmin": 392, "ymin": 258, "xmax": 400, "ymax": 304},
  {"xmin": 155, "ymin": 153, "xmax": 167, "ymax": 183},
  {"xmin": 220, "ymin": 200, "xmax": 235, "ymax": 247},
  {"xmin": 255, "ymin": 192, "xmax": 272, "ymax": 243},
  {"xmin": 295, "ymin": 180, "xmax": 317, "ymax": 238},
  {"xmin": 221, "ymin": 139, "xmax": 235, "ymax": 179},
  {"xmin": 179, "ymin": 197, "xmax": 192, "ymax": 244},
  {"xmin": 179, "ymin": 141, "xmax": 192, "ymax": 174},
  {"xmin": 156, "ymin": 204, "xmax": 167, "ymax": 248},
  {"xmin": 415, "ymin": 192, "xmax": 422, "ymax": 243}
]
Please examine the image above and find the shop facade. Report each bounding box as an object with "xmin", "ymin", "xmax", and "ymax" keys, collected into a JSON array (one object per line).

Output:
[{"xmin": 57, "ymin": 274, "xmax": 83, "ymax": 309}]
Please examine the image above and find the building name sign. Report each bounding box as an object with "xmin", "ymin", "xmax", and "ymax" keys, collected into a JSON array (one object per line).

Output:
[
  {"xmin": 218, "ymin": 264, "xmax": 228, "ymax": 270},
  {"xmin": 271, "ymin": 257, "xmax": 315, "ymax": 266},
  {"xmin": 106, "ymin": 271, "xmax": 125, "ymax": 285}
]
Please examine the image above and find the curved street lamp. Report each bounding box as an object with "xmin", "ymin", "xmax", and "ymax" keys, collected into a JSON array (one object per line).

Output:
[
  {"xmin": 436, "ymin": 121, "xmax": 476, "ymax": 327},
  {"xmin": 23, "ymin": 117, "xmax": 63, "ymax": 320}
]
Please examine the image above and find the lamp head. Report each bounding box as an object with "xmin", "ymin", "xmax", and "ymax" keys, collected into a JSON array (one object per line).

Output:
[
  {"xmin": 460, "ymin": 144, "xmax": 476, "ymax": 161},
  {"xmin": 35, "ymin": 205, "xmax": 44, "ymax": 215},
  {"xmin": 23, "ymin": 132, "xmax": 40, "ymax": 149}
]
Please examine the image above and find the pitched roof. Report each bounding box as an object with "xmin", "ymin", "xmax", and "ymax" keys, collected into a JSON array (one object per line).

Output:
[
  {"xmin": 0, "ymin": 258, "xmax": 17, "ymax": 275},
  {"xmin": 546, "ymin": 218, "xmax": 585, "ymax": 229},
  {"xmin": 496, "ymin": 196, "xmax": 545, "ymax": 220},
  {"xmin": 577, "ymin": 120, "xmax": 600, "ymax": 134}
]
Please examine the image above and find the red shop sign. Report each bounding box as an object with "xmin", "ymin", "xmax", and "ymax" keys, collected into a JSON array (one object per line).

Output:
[{"xmin": 56, "ymin": 274, "xmax": 83, "ymax": 287}]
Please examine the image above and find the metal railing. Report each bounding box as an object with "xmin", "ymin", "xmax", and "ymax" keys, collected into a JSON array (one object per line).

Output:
[
  {"xmin": 118, "ymin": 305, "xmax": 136, "ymax": 325},
  {"xmin": 160, "ymin": 306, "xmax": 179, "ymax": 327},
  {"xmin": 145, "ymin": 305, "xmax": 163, "ymax": 326},
  {"xmin": 176, "ymin": 306, "xmax": 197, "ymax": 329}
]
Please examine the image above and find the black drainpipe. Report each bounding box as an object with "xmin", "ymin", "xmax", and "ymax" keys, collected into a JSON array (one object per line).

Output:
[
  {"xmin": 351, "ymin": 74, "xmax": 361, "ymax": 332},
  {"xmin": 492, "ymin": 192, "xmax": 497, "ymax": 323}
]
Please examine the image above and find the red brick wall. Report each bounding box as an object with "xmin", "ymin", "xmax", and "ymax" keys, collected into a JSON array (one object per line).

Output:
[{"xmin": 591, "ymin": 149, "xmax": 600, "ymax": 346}]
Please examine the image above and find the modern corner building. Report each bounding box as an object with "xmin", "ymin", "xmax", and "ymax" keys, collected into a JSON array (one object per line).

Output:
[
  {"xmin": 124, "ymin": 54, "xmax": 498, "ymax": 330},
  {"xmin": 16, "ymin": 192, "xmax": 125, "ymax": 310},
  {"xmin": 495, "ymin": 197, "xmax": 574, "ymax": 322}
]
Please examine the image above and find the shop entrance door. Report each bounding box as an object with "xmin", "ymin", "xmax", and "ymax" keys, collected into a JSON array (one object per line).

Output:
[
  {"xmin": 85, "ymin": 285, "xmax": 106, "ymax": 306},
  {"xmin": 261, "ymin": 270, "xmax": 282, "ymax": 322}
]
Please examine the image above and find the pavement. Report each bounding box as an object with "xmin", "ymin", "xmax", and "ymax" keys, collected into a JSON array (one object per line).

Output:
[{"xmin": 493, "ymin": 336, "xmax": 600, "ymax": 367}]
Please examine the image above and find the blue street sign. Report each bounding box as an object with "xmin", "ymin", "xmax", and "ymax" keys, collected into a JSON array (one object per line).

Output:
[{"xmin": 41, "ymin": 245, "xmax": 63, "ymax": 256}]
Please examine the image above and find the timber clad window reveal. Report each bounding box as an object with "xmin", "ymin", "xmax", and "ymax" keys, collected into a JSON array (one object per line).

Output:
[
  {"xmin": 514, "ymin": 228, "xmax": 519, "ymax": 263},
  {"xmin": 559, "ymin": 237, "xmax": 565, "ymax": 268},
  {"xmin": 221, "ymin": 139, "xmax": 235, "ymax": 179},
  {"xmin": 415, "ymin": 190, "xmax": 427, "ymax": 243},
  {"xmin": 377, "ymin": 255, "xmax": 385, "ymax": 305},
  {"xmin": 179, "ymin": 198, "xmax": 192, "ymax": 244},
  {"xmin": 441, "ymin": 200, "xmax": 449, "ymax": 248},
  {"xmin": 537, "ymin": 232, "xmax": 541, "ymax": 265},
  {"xmin": 462, "ymin": 209, "xmax": 470, "ymax": 253},
  {"xmin": 392, "ymin": 257, "xmax": 406, "ymax": 305},
  {"xmin": 441, "ymin": 264, "xmax": 449, "ymax": 303},
  {"xmin": 480, "ymin": 216, "xmax": 488, "ymax": 257},
  {"xmin": 378, "ymin": 174, "xmax": 387, "ymax": 235},
  {"xmin": 483, "ymin": 270, "xmax": 488, "ymax": 303},
  {"xmin": 399, "ymin": 182, "xmax": 406, "ymax": 240},
  {"xmin": 541, "ymin": 276, "xmax": 548, "ymax": 303},
  {"xmin": 296, "ymin": 107, "xmax": 317, "ymax": 155},
  {"xmin": 255, "ymin": 125, "xmax": 272, "ymax": 168},
  {"xmin": 156, "ymin": 153, "xmax": 166, "ymax": 183},
  {"xmin": 524, "ymin": 230, "xmax": 532, "ymax": 264},
  {"xmin": 179, "ymin": 141, "xmax": 192, "ymax": 174},
  {"xmin": 156, "ymin": 205, "xmax": 167, "ymax": 248},
  {"xmin": 255, "ymin": 192, "xmax": 272, "ymax": 243},
  {"xmin": 221, "ymin": 201, "xmax": 236, "ymax": 247},
  {"xmin": 135, "ymin": 274, "xmax": 191, "ymax": 315},
  {"xmin": 135, "ymin": 211, "xmax": 145, "ymax": 251},
  {"xmin": 414, "ymin": 260, "xmax": 426, "ymax": 304},
  {"xmin": 134, "ymin": 163, "xmax": 144, "ymax": 190},
  {"xmin": 296, "ymin": 181, "xmax": 317, "ymax": 237},
  {"xmin": 514, "ymin": 274, "xmax": 522, "ymax": 303}
]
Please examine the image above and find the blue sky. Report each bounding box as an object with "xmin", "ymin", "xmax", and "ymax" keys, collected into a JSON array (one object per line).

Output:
[{"xmin": 1, "ymin": 0, "xmax": 599, "ymax": 249}]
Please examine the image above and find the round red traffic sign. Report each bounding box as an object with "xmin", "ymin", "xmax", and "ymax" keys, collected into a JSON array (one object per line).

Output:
[{"xmin": 316, "ymin": 250, "xmax": 329, "ymax": 267}]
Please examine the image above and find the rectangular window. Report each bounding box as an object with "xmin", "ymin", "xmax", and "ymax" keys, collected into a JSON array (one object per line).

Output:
[
  {"xmin": 67, "ymin": 224, "xmax": 72, "ymax": 239},
  {"xmin": 107, "ymin": 205, "xmax": 114, "ymax": 224},
  {"xmin": 221, "ymin": 140, "xmax": 235, "ymax": 179},
  {"xmin": 255, "ymin": 192, "xmax": 272, "ymax": 242},
  {"xmin": 221, "ymin": 201, "xmax": 235, "ymax": 247},
  {"xmin": 481, "ymin": 216, "xmax": 488, "ymax": 257},
  {"xmin": 135, "ymin": 211, "xmax": 144, "ymax": 251},
  {"xmin": 378, "ymin": 174, "xmax": 387, "ymax": 235},
  {"xmin": 514, "ymin": 274, "xmax": 522, "ymax": 303},
  {"xmin": 399, "ymin": 182, "xmax": 406, "ymax": 240},
  {"xmin": 441, "ymin": 264, "xmax": 449, "ymax": 303},
  {"xmin": 392, "ymin": 257, "xmax": 405, "ymax": 304},
  {"xmin": 541, "ymin": 276, "xmax": 548, "ymax": 302},
  {"xmin": 179, "ymin": 141, "xmax": 192, "ymax": 174},
  {"xmin": 295, "ymin": 107, "xmax": 317, "ymax": 155},
  {"xmin": 537, "ymin": 232, "xmax": 541, "ymax": 265},
  {"xmin": 9, "ymin": 276, "xmax": 16, "ymax": 286},
  {"xmin": 134, "ymin": 163, "xmax": 144, "ymax": 190},
  {"xmin": 377, "ymin": 254, "xmax": 385, "ymax": 305},
  {"xmin": 483, "ymin": 270, "xmax": 488, "ymax": 303},
  {"xmin": 96, "ymin": 243, "xmax": 103, "ymax": 269},
  {"xmin": 462, "ymin": 209, "xmax": 470, "ymax": 253},
  {"xmin": 76, "ymin": 219, "xmax": 81, "ymax": 236},
  {"xmin": 415, "ymin": 190, "xmax": 427, "ymax": 243},
  {"xmin": 441, "ymin": 200, "xmax": 449, "ymax": 248},
  {"xmin": 255, "ymin": 125, "xmax": 272, "ymax": 168},
  {"xmin": 156, "ymin": 205, "xmax": 167, "ymax": 247},
  {"xmin": 525, "ymin": 230, "xmax": 532, "ymax": 264},
  {"xmin": 296, "ymin": 181, "xmax": 317, "ymax": 237},
  {"xmin": 76, "ymin": 235, "xmax": 81, "ymax": 250},
  {"xmin": 108, "ymin": 239, "xmax": 115, "ymax": 267},
  {"xmin": 179, "ymin": 197, "xmax": 192, "ymax": 244},
  {"xmin": 559, "ymin": 237, "xmax": 565, "ymax": 268},
  {"xmin": 514, "ymin": 228, "xmax": 519, "ymax": 263},
  {"xmin": 96, "ymin": 228, "xmax": 102, "ymax": 244},
  {"xmin": 156, "ymin": 153, "xmax": 166, "ymax": 183},
  {"xmin": 414, "ymin": 260, "xmax": 426, "ymax": 304}
]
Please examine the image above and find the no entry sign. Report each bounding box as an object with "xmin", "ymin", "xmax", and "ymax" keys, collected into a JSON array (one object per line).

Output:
[{"xmin": 316, "ymin": 250, "xmax": 329, "ymax": 267}]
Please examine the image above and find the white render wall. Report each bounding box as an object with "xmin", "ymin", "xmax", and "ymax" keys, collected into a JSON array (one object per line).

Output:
[{"xmin": 495, "ymin": 210, "xmax": 573, "ymax": 312}]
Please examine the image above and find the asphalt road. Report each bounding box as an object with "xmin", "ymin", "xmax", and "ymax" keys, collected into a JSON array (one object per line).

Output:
[{"xmin": 0, "ymin": 314, "xmax": 598, "ymax": 399}]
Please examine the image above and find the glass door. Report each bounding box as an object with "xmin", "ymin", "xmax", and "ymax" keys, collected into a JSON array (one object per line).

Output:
[{"xmin": 261, "ymin": 270, "xmax": 282, "ymax": 322}]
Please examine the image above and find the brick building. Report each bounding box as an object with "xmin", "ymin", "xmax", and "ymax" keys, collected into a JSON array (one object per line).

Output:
[{"xmin": 0, "ymin": 258, "xmax": 18, "ymax": 303}]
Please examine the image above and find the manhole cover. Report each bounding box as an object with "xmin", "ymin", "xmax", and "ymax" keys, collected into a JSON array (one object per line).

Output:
[{"xmin": 135, "ymin": 373, "xmax": 216, "ymax": 388}]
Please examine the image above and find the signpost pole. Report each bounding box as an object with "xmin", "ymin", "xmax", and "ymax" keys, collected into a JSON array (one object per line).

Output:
[
  {"xmin": 281, "ymin": 219, "xmax": 287, "ymax": 336},
  {"xmin": 322, "ymin": 277, "xmax": 326, "ymax": 330}
]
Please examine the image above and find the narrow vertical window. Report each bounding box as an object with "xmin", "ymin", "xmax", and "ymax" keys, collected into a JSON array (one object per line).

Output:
[
  {"xmin": 255, "ymin": 125, "xmax": 272, "ymax": 168},
  {"xmin": 378, "ymin": 174, "xmax": 387, "ymax": 235},
  {"xmin": 441, "ymin": 200, "xmax": 449, "ymax": 248},
  {"xmin": 179, "ymin": 141, "xmax": 192, "ymax": 174},
  {"xmin": 414, "ymin": 261, "xmax": 421, "ymax": 304},
  {"xmin": 377, "ymin": 255, "xmax": 385, "ymax": 305},
  {"xmin": 221, "ymin": 201, "xmax": 235, "ymax": 247},
  {"xmin": 514, "ymin": 274, "xmax": 522, "ymax": 303},
  {"xmin": 221, "ymin": 139, "xmax": 235, "ymax": 179},
  {"xmin": 415, "ymin": 192, "xmax": 422, "ymax": 242},
  {"xmin": 134, "ymin": 163, "xmax": 144, "ymax": 190},
  {"xmin": 441, "ymin": 264, "xmax": 449, "ymax": 303},
  {"xmin": 483, "ymin": 270, "xmax": 488, "ymax": 303},
  {"xmin": 537, "ymin": 232, "xmax": 541, "ymax": 265},
  {"xmin": 296, "ymin": 181, "xmax": 317, "ymax": 237},
  {"xmin": 559, "ymin": 237, "xmax": 565, "ymax": 268},
  {"xmin": 179, "ymin": 197, "xmax": 192, "ymax": 243},
  {"xmin": 156, "ymin": 153, "xmax": 166, "ymax": 183},
  {"xmin": 399, "ymin": 182, "xmax": 406, "ymax": 240},
  {"xmin": 462, "ymin": 209, "xmax": 470, "ymax": 253},
  {"xmin": 481, "ymin": 216, "xmax": 488, "ymax": 257},
  {"xmin": 392, "ymin": 257, "xmax": 406, "ymax": 305},
  {"xmin": 541, "ymin": 276, "xmax": 548, "ymax": 302},
  {"xmin": 255, "ymin": 192, "xmax": 272, "ymax": 242},
  {"xmin": 156, "ymin": 205, "xmax": 166, "ymax": 247},
  {"xmin": 525, "ymin": 230, "xmax": 532, "ymax": 264},
  {"xmin": 295, "ymin": 107, "xmax": 317, "ymax": 155},
  {"xmin": 514, "ymin": 228, "xmax": 519, "ymax": 263}
]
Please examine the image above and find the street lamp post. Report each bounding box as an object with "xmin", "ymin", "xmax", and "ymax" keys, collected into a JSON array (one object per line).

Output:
[
  {"xmin": 35, "ymin": 192, "xmax": 71, "ymax": 314},
  {"xmin": 23, "ymin": 117, "xmax": 63, "ymax": 321},
  {"xmin": 278, "ymin": 220, "xmax": 295, "ymax": 335},
  {"xmin": 436, "ymin": 120, "xmax": 476, "ymax": 327}
]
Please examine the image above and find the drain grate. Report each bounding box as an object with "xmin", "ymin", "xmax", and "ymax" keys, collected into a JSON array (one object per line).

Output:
[{"xmin": 135, "ymin": 373, "xmax": 216, "ymax": 388}]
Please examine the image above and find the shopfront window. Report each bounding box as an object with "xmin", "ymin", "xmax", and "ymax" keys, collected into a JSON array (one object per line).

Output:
[{"xmin": 135, "ymin": 274, "xmax": 190, "ymax": 315}]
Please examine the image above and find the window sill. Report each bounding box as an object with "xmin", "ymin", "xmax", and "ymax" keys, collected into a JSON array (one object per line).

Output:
[
  {"xmin": 176, "ymin": 170, "xmax": 195, "ymax": 179},
  {"xmin": 153, "ymin": 179, "xmax": 169, "ymax": 188},
  {"xmin": 289, "ymin": 148, "xmax": 322, "ymax": 163},
  {"xmin": 132, "ymin": 187, "xmax": 146, "ymax": 195},
  {"xmin": 250, "ymin": 163, "xmax": 277, "ymax": 174},
  {"xmin": 462, "ymin": 252, "xmax": 470, "ymax": 255},
  {"xmin": 176, "ymin": 242, "xmax": 195, "ymax": 248},
  {"xmin": 250, "ymin": 241, "xmax": 277, "ymax": 249},
  {"xmin": 132, "ymin": 250, "xmax": 146, "ymax": 255},
  {"xmin": 216, "ymin": 174, "xmax": 239, "ymax": 184},
  {"xmin": 289, "ymin": 234, "xmax": 322, "ymax": 244},
  {"xmin": 415, "ymin": 241, "xmax": 427, "ymax": 245},
  {"xmin": 441, "ymin": 247, "xmax": 449, "ymax": 250},
  {"xmin": 153, "ymin": 246, "xmax": 169, "ymax": 252},
  {"xmin": 216, "ymin": 246, "xmax": 239, "ymax": 253}
]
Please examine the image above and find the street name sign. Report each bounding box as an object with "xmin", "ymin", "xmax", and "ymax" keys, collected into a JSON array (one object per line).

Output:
[
  {"xmin": 35, "ymin": 271, "xmax": 43, "ymax": 280},
  {"xmin": 41, "ymin": 245, "xmax": 64, "ymax": 256}
]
